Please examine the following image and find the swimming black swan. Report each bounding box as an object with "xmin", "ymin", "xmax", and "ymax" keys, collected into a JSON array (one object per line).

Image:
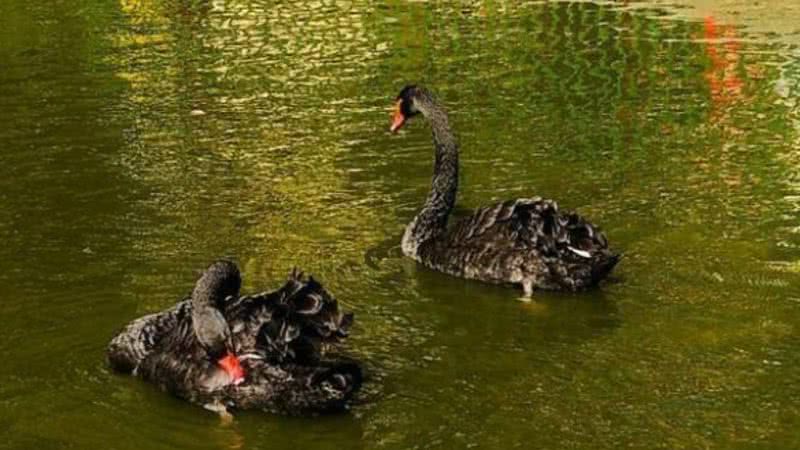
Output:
[
  {"xmin": 390, "ymin": 85, "xmax": 619, "ymax": 296},
  {"xmin": 107, "ymin": 261, "xmax": 361, "ymax": 416}
]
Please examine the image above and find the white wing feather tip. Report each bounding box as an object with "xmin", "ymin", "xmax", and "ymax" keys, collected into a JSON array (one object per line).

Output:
[{"xmin": 568, "ymin": 246, "xmax": 592, "ymax": 258}]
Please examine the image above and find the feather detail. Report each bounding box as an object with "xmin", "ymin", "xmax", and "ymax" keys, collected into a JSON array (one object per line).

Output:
[
  {"xmin": 416, "ymin": 196, "xmax": 619, "ymax": 292},
  {"xmin": 567, "ymin": 246, "xmax": 592, "ymax": 258}
]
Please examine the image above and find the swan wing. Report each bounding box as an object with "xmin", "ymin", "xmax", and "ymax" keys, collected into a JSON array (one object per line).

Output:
[{"xmin": 446, "ymin": 197, "xmax": 610, "ymax": 257}]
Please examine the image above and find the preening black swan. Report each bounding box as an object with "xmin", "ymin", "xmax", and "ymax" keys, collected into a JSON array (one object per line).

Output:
[
  {"xmin": 107, "ymin": 261, "xmax": 361, "ymax": 416},
  {"xmin": 390, "ymin": 85, "xmax": 619, "ymax": 296}
]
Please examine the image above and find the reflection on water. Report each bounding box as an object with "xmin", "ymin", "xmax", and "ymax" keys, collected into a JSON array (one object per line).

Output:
[{"xmin": 1, "ymin": 0, "xmax": 799, "ymax": 448}]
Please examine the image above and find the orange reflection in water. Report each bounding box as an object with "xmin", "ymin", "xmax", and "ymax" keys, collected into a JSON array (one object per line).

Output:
[{"xmin": 703, "ymin": 16, "xmax": 744, "ymax": 111}]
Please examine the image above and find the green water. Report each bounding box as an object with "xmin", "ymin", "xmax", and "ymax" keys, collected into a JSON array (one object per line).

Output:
[{"xmin": 2, "ymin": 0, "xmax": 800, "ymax": 448}]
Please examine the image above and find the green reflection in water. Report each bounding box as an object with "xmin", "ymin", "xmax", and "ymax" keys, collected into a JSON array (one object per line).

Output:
[{"xmin": 1, "ymin": 1, "xmax": 799, "ymax": 449}]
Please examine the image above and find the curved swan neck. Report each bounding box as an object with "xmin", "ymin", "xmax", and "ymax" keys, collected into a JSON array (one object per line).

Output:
[
  {"xmin": 402, "ymin": 90, "xmax": 459, "ymax": 258},
  {"xmin": 190, "ymin": 261, "xmax": 240, "ymax": 356},
  {"xmin": 421, "ymin": 96, "xmax": 459, "ymax": 220},
  {"xmin": 191, "ymin": 261, "xmax": 241, "ymax": 310}
]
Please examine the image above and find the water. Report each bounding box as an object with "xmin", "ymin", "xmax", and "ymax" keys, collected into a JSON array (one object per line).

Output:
[{"xmin": 1, "ymin": 1, "xmax": 799, "ymax": 448}]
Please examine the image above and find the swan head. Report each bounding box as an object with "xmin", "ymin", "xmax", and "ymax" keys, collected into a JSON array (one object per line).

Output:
[{"xmin": 390, "ymin": 84, "xmax": 423, "ymax": 133}]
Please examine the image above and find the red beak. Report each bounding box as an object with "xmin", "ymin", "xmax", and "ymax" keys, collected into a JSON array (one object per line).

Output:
[
  {"xmin": 390, "ymin": 101, "xmax": 406, "ymax": 133},
  {"xmin": 217, "ymin": 352, "xmax": 245, "ymax": 384}
]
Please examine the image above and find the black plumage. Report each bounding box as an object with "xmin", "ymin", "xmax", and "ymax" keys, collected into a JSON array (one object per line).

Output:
[
  {"xmin": 107, "ymin": 261, "xmax": 360, "ymax": 415},
  {"xmin": 392, "ymin": 85, "xmax": 619, "ymax": 296}
]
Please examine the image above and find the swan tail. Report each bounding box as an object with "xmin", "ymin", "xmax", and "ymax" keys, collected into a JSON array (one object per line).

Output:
[
  {"xmin": 508, "ymin": 199, "xmax": 618, "ymax": 289},
  {"xmin": 591, "ymin": 251, "xmax": 621, "ymax": 285},
  {"xmin": 106, "ymin": 301, "xmax": 189, "ymax": 373}
]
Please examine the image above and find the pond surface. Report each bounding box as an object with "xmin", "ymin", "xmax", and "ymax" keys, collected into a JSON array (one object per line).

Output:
[{"xmin": 1, "ymin": 0, "xmax": 800, "ymax": 448}]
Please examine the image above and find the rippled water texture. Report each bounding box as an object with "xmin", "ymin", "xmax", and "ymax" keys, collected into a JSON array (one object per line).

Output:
[{"xmin": 1, "ymin": 0, "xmax": 800, "ymax": 448}]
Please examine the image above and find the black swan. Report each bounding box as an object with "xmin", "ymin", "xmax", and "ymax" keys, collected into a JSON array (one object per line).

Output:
[
  {"xmin": 107, "ymin": 261, "xmax": 361, "ymax": 416},
  {"xmin": 390, "ymin": 85, "xmax": 619, "ymax": 296}
]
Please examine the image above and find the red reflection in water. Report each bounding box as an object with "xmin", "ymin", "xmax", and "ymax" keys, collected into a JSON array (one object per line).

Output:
[{"xmin": 703, "ymin": 16, "xmax": 743, "ymax": 109}]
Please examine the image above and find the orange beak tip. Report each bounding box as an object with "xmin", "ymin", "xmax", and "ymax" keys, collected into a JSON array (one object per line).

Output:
[
  {"xmin": 390, "ymin": 114, "xmax": 405, "ymax": 133},
  {"xmin": 390, "ymin": 100, "xmax": 406, "ymax": 133}
]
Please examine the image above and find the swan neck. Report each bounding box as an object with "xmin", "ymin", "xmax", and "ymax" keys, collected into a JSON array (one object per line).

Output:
[
  {"xmin": 426, "ymin": 106, "xmax": 459, "ymax": 216},
  {"xmin": 402, "ymin": 94, "xmax": 459, "ymax": 258},
  {"xmin": 191, "ymin": 261, "xmax": 241, "ymax": 311}
]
